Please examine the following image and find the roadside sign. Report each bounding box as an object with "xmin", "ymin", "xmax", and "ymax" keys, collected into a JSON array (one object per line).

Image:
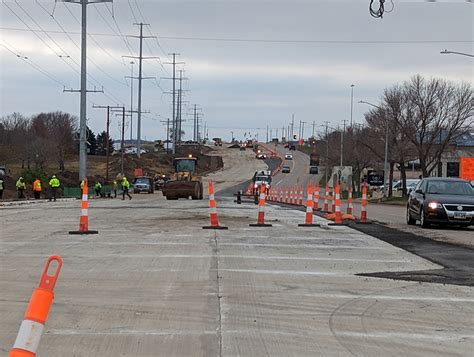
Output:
[{"xmin": 460, "ymin": 157, "xmax": 474, "ymax": 180}]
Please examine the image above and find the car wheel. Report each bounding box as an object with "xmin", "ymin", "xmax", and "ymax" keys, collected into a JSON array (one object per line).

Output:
[
  {"xmin": 406, "ymin": 207, "xmax": 416, "ymax": 225},
  {"xmin": 166, "ymin": 195, "xmax": 177, "ymax": 200},
  {"xmin": 420, "ymin": 207, "xmax": 430, "ymax": 228}
]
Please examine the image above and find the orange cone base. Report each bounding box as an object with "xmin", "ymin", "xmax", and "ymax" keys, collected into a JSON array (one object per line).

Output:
[
  {"xmin": 203, "ymin": 226, "xmax": 228, "ymax": 230},
  {"xmin": 298, "ymin": 223, "xmax": 321, "ymax": 227},
  {"xmin": 69, "ymin": 230, "xmax": 99, "ymax": 235},
  {"xmin": 342, "ymin": 214, "xmax": 356, "ymax": 221},
  {"xmin": 249, "ymin": 223, "xmax": 272, "ymax": 227}
]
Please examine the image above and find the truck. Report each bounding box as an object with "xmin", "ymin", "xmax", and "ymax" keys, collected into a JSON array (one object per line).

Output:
[
  {"xmin": 309, "ymin": 152, "xmax": 320, "ymax": 166},
  {"xmin": 252, "ymin": 170, "xmax": 272, "ymax": 196},
  {"xmin": 213, "ymin": 138, "xmax": 223, "ymax": 146},
  {"xmin": 161, "ymin": 156, "xmax": 204, "ymax": 200}
]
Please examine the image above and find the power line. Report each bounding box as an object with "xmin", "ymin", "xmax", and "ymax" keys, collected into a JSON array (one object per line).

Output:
[
  {"xmin": 2, "ymin": 27, "xmax": 472, "ymax": 44},
  {"xmin": 0, "ymin": 40, "xmax": 67, "ymax": 87}
]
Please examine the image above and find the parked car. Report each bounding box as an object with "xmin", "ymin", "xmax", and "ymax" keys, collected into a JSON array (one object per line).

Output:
[
  {"xmin": 282, "ymin": 166, "xmax": 291, "ymax": 173},
  {"xmin": 285, "ymin": 153, "xmax": 293, "ymax": 160},
  {"xmin": 407, "ymin": 177, "xmax": 474, "ymax": 228},
  {"xmin": 309, "ymin": 166, "xmax": 318, "ymax": 175},
  {"xmin": 394, "ymin": 179, "xmax": 419, "ymax": 193},
  {"xmin": 133, "ymin": 176, "xmax": 154, "ymax": 194}
]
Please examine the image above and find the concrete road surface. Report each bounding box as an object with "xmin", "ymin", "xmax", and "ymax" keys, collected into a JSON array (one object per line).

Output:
[{"xmin": 1, "ymin": 194, "xmax": 473, "ymax": 356}]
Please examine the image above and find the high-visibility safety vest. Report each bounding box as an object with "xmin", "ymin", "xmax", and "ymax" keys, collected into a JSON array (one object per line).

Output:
[
  {"xmin": 94, "ymin": 182, "xmax": 102, "ymax": 190},
  {"xmin": 0, "ymin": 179, "xmax": 4, "ymax": 190},
  {"xmin": 49, "ymin": 177, "xmax": 60, "ymax": 188},
  {"xmin": 121, "ymin": 177, "xmax": 130, "ymax": 189},
  {"xmin": 16, "ymin": 179, "xmax": 26, "ymax": 190},
  {"xmin": 80, "ymin": 180, "xmax": 85, "ymax": 189},
  {"xmin": 33, "ymin": 179, "xmax": 42, "ymax": 192},
  {"xmin": 112, "ymin": 180, "xmax": 118, "ymax": 189}
]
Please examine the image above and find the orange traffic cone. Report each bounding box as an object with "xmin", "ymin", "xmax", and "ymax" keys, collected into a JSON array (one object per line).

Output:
[
  {"xmin": 314, "ymin": 184, "xmax": 321, "ymax": 211},
  {"xmin": 299, "ymin": 185, "xmax": 304, "ymax": 206},
  {"xmin": 356, "ymin": 181, "xmax": 372, "ymax": 224},
  {"xmin": 334, "ymin": 180, "xmax": 343, "ymax": 224},
  {"xmin": 299, "ymin": 183, "xmax": 320, "ymax": 227},
  {"xmin": 69, "ymin": 179, "xmax": 98, "ymax": 235},
  {"xmin": 203, "ymin": 179, "xmax": 228, "ymax": 230},
  {"xmin": 9, "ymin": 256, "xmax": 63, "ymax": 357},
  {"xmin": 323, "ymin": 184, "xmax": 329, "ymax": 212},
  {"xmin": 285, "ymin": 186, "xmax": 289, "ymax": 204},
  {"xmin": 342, "ymin": 186, "xmax": 356, "ymax": 221},
  {"xmin": 331, "ymin": 186, "xmax": 335, "ymax": 213},
  {"xmin": 250, "ymin": 184, "xmax": 272, "ymax": 227}
]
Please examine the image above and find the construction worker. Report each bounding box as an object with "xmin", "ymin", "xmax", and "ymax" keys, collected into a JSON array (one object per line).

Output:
[
  {"xmin": 121, "ymin": 176, "xmax": 132, "ymax": 200},
  {"xmin": 80, "ymin": 179, "xmax": 86, "ymax": 190},
  {"xmin": 94, "ymin": 181, "xmax": 102, "ymax": 197},
  {"xmin": 0, "ymin": 176, "xmax": 4, "ymax": 200},
  {"xmin": 16, "ymin": 177, "xmax": 26, "ymax": 199},
  {"xmin": 112, "ymin": 179, "xmax": 118, "ymax": 198},
  {"xmin": 32, "ymin": 178, "xmax": 42, "ymax": 199},
  {"xmin": 48, "ymin": 175, "xmax": 61, "ymax": 202}
]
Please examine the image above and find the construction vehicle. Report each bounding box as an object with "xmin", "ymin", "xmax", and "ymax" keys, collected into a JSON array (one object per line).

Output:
[{"xmin": 161, "ymin": 156, "xmax": 204, "ymax": 200}]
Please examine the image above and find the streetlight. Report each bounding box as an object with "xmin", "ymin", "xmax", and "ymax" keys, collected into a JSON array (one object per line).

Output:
[
  {"xmin": 358, "ymin": 100, "xmax": 389, "ymax": 198},
  {"xmin": 440, "ymin": 49, "xmax": 474, "ymax": 58}
]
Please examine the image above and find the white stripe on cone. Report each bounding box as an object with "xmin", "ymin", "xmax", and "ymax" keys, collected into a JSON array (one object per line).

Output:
[
  {"xmin": 81, "ymin": 209, "xmax": 88, "ymax": 216},
  {"xmin": 82, "ymin": 194, "xmax": 88, "ymax": 201},
  {"xmin": 13, "ymin": 320, "xmax": 44, "ymax": 353}
]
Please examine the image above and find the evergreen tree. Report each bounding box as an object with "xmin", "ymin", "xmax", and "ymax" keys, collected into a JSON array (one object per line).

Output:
[
  {"xmin": 96, "ymin": 130, "xmax": 114, "ymax": 156},
  {"xmin": 86, "ymin": 126, "xmax": 97, "ymax": 155}
]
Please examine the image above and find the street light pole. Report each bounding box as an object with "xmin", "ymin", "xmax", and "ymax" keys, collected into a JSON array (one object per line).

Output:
[
  {"xmin": 358, "ymin": 100, "xmax": 389, "ymax": 198},
  {"xmin": 440, "ymin": 50, "xmax": 474, "ymax": 58}
]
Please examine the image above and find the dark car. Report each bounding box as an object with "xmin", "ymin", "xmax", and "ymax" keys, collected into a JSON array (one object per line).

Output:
[
  {"xmin": 309, "ymin": 166, "xmax": 318, "ymax": 175},
  {"xmin": 407, "ymin": 177, "xmax": 474, "ymax": 228},
  {"xmin": 282, "ymin": 165, "xmax": 291, "ymax": 173},
  {"xmin": 133, "ymin": 176, "xmax": 154, "ymax": 194}
]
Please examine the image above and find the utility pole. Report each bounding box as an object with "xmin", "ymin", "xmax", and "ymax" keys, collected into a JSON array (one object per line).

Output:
[
  {"xmin": 163, "ymin": 54, "xmax": 184, "ymax": 154},
  {"xmin": 323, "ymin": 121, "xmax": 330, "ymax": 184},
  {"xmin": 111, "ymin": 107, "xmax": 129, "ymax": 175},
  {"xmin": 128, "ymin": 61, "xmax": 134, "ymax": 141},
  {"xmin": 61, "ymin": 0, "xmax": 110, "ymax": 182},
  {"xmin": 160, "ymin": 118, "xmax": 170, "ymax": 152},
  {"xmin": 291, "ymin": 114, "xmax": 294, "ymax": 140},
  {"xmin": 340, "ymin": 119, "xmax": 347, "ymax": 166},
  {"xmin": 350, "ymin": 84, "xmax": 355, "ymax": 127},
  {"xmin": 301, "ymin": 121, "xmax": 306, "ymax": 141},
  {"xmin": 124, "ymin": 23, "xmax": 157, "ymax": 158},
  {"xmin": 312, "ymin": 121, "xmax": 316, "ymax": 138},
  {"xmin": 193, "ymin": 104, "xmax": 197, "ymax": 142},
  {"xmin": 266, "ymin": 125, "xmax": 269, "ymax": 143},
  {"xmin": 92, "ymin": 104, "xmax": 124, "ymax": 182}
]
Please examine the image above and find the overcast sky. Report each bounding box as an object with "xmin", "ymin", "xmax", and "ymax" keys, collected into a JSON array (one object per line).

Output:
[{"xmin": 0, "ymin": 0, "xmax": 472, "ymax": 142}]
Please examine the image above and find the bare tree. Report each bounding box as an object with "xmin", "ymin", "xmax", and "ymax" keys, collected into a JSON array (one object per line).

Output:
[{"xmin": 398, "ymin": 75, "xmax": 473, "ymax": 177}]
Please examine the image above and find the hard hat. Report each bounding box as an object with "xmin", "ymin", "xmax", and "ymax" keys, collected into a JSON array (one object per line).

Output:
[{"xmin": 52, "ymin": 175, "xmax": 56, "ymax": 178}]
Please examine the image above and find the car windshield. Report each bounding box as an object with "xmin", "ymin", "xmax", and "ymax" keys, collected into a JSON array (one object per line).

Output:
[
  {"xmin": 256, "ymin": 176, "xmax": 271, "ymax": 183},
  {"xmin": 426, "ymin": 181, "xmax": 474, "ymax": 195},
  {"xmin": 135, "ymin": 178, "xmax": 149, "ymax": 184}
]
